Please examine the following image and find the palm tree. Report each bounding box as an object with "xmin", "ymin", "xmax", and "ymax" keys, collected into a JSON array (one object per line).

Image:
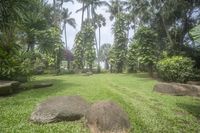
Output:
[
  {"xmin": 94, "ymin": 14, "xmax": 106, "ymax": 53},
  {"xmin": 76, "ymin": 0, "xmax": 108, "ymax": 27},
  {"xmin": 93, "ymin": 14, "xmax": 106, "ymax": 72},
  {"xmin": 99, "ymin": 43, "xmax": 111, "ymax": 70},
  {"xmin": 0, "ymin": 0, "xmax": 29, "ymax": 52},
  {"xmin": 58, "ymin": 0, "xmax": 74, "ymax": 9},
  {"xmin": 61, "ymin": 8, "xmax": 76, "ymax": 49},
  {"xmin": 76, "ymin": 0, "xmax": 87, "ymax": 28},
  {"xmin": 76, "ymin": 0, "xmax": 108, "ymax": 72},
  {"xmin": 106, "ymin": 0, "xmax": 128, "ymax": 21}
]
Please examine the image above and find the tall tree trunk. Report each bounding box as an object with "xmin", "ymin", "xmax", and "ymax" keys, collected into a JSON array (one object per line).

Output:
[
  {"xmin": 67, "ymin": 60, "xmax": 70, "ymax": 70},
  {"xmin": 81, "ymin": 2, "xmax": 85, "ymax": 29},
  {"xmin": 99, "ymin": 27, "xmax": 101, "ymax": 53},
  {"xmin": 64, "ymin": 25, "xmax": 70, "ymax": 70},
  {"xmin": 91, "ymin": 5, "xmax": 100, "ymax": 72},
  {"xmin": 87, "ymin": 5, "xmax": 90, "ymax": 19},
  {"xmin": 97, "ymin": 27, "xmax": 101, "ymax": 72},
  {"xmin": 160, "ymin": 14, "xmax": 174, "ymax": 48},
  {"xmin": 157, "ymin": 0, "xmax": 174, "ymax": 48},
  {"xmin": 127, "ymin": 24, "xmax": 130, "ymax": 47},
  {"xmin": 53, "ymin": 0, "xmax": 56, "ymax": 9},
  {"xmin": 105, "ymin": 58, "xmax": 109, "ymax": 70},
  {"xmin": 91, "ymin": 7, "xmax": 98, "ymax": 53},
  {"xmin": 64, "ymin": 24, "xmax": 67, "ymax": 49},
  {"xmin": 56, "ymin": 47, "xmax": 61, "ymax": 75},
  {"xmin": 148, "ymin": 63, "xmax": 153, "ymax": 77}
]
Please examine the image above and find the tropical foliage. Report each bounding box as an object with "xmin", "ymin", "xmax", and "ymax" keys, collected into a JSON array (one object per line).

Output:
[
  {"xmin": 110, "ymin": 13, "xmax": 128, "ymax": 73},
  {"xmin": 157, "ymin": 56, "xmax": 195, "ymax": 83},
  {"xmin": 99, "ymin": 43, "xmax": 111, "ymax": 70},
  {"xmin": 1, "ymin": 0, "xmax": 200, "ymax": 80}
]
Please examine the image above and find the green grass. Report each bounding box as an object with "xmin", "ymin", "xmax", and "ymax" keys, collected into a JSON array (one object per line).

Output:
[{"xmin": 0, "ymin": 73, "xmax": 200, "ymax": 133}]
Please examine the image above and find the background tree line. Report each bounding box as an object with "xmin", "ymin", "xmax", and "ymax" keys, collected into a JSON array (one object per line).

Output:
[{"xmin": 0, "ymin": 0, "xmax": 200, "ymax": 83}]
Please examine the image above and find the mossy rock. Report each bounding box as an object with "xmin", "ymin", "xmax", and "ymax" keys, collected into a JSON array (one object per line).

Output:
[
  {"xmin": 30, "ymin": 96, "xmax": 90, "ymax": 123},
  {"xmin": 0, "ymin": 81, "xmax": 20, "ymax": 96},
  {"xmin": 33, "ymin": 82, "xmax": 53, "ymax": 89}
]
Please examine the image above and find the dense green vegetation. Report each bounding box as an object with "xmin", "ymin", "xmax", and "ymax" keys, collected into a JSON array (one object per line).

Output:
[
  {"xmin": 1, "ymin": 74, "xmax": 200, "ymax": 133},
  {"xmin": 157, "ymin": 56, "xmax": 195, "ymax": 83},
  {"xmin": 1, "ymin": 0, "xmax": 200, "ymax": 80}
]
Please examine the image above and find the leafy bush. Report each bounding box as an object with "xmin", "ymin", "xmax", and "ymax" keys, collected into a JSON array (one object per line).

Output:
[
  {"xmin": 0, "ymin": 48, "xmax": 32, "ymax": 82},
  {"xmin": 33, "ymin": 58, "xmax": 45, "ymax": 75},
  {"xmin": 157, "ymin": 56, "xmax": 194, "ymax": 83}
]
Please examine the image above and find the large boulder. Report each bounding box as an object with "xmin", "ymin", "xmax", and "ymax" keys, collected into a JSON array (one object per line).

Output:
[
  {"xmin": 30, "ymin": 96, "xmax": 90, "ymax": 123},
  {"xmin": 86, "ymin": 101, "xmax": 130, "ymax": 133},
  {"xmin": 153, "ymin": 82, "xmax": 200, "ymax": 97},
  {"xmin": 0, "ymin": 81, "xmax": 20, "ymax": 96}
]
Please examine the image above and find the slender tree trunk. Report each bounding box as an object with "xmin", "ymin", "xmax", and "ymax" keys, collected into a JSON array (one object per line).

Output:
[
  {"xmin": 99, "ymin": 27, "xmax": 101, "ymax": 53},
  {"xmin": 127, "ymin": 24, "xmax": 130, "ymax": 47},
  {"xmin": 60, "ymin": 0, "xmax": 63, "ymax": 10},
  {"xmin": 80, "ymin": 2, "xmax": 85, "ymax": 70},
  {"xmin": 67, "ymin": 61, "xmax": 70, "ymax": 70},
  {"xmin": 81, "ymin": 2, "xmax": 85, "ymax": 29},
  {"xmin": 91, "ymin": 7, "xmax": 98, "ymax": 54},
  {"xmin": 64, "ymin": 24, "xmax": 67, "ymax": 49},
  {"xmin": 64, "ymin": 24, "xmax": 70, "ymax": 69},
  {"xmin": 87, "ymin": 5, "xmax": 90, "ymax": 19},
  {"xmin": 158, "ymin": 0, "xmax": 174, "ymax": 47},
  {"xmin": 91, "ymin": 5, "xmax": 100, "ymax": 72},
  {"xmin": 53, "ymin": 0, "xmax": 56, "ymax": 9},
  {"xmin": 97, "ymin": 27, "xmax": 101, "ymax": 72},
  {"xmin": 160, "ymin": 14, "xmax": 174, "ymax": 48},
  {"xmin": 105, "ymin": 58, "xmax": 109, "ymax": 70},
  {"xmin": 148, "ymin": 63, "xmax": 153, "ymax": 77},
  {"xmin": 56, "ymin": 47, "xmax": 61, "ymax": 75}
]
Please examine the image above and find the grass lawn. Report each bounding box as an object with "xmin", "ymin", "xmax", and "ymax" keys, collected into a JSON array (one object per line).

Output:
[{"xmin": 0, "ymin": 73, "xmax": 200, "ymax": 133}]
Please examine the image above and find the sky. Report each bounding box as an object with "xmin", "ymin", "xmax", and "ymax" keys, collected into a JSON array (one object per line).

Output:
[{"xmin": 48, "ymin": 0, "xmax": 114, "ymax": 50}]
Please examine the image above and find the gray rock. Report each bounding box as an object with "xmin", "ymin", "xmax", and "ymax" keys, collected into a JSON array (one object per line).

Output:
[
  {"xmin": 187, "ymin": 81, "xmax": 200, "ymax": 86},
  {"xmin": 153, "ymin": 82, "xmax": 200, "ymax": 97},
  {"xmin": 83, "ymin": 72, "xmax": 93, "ymax": 76},
  {"xmin": 0, "ymin": 81, "xmax": 20, "ymax": 95},
  {"xmin": 86, "ymin": 101, "xmax": 130, "ymax": 133},
  {"xmin": 30, "ymin": 96, "xmax": 90, "ymax": 123},
  {"xmin": 33, "ymin": 82, "xmax": 53, "ymax": 89}
]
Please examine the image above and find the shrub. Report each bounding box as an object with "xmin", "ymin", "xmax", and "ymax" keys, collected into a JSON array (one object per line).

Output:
[
  {"xmin": 157, "ymin": 56, "xmax": 194, "ymax": 83},
  {"xmin": 0, "ymin": 48, "xmax": 32, "ymax": 82},
  {"xmin": 33, "ymin": 58, "xmax": 45, "ymax": 75}
]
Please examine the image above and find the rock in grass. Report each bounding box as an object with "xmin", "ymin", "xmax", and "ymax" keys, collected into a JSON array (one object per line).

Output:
[
  {"xmin": 187, "ymin": 81, "xmax": 200, "ymax": 86},
  {"xmin": 86, "ymin": 101, "xmax": 130, "ymax": 133},
  {"xmin": 32, "ymin": 82, "xmax": 53, "ymax": 89},
  {"xmin": 153, "ymin": 82, "xmax": 200, "ymax": 97},
  {"xmin": 82, "ymin": 72, "xmax": 93, "ymax": 76},
  {"xmin": 0, "ymin": 81, "xmax": 20, "ymax": 96},
  {"xmin": 30, "ymin": 96, "xmax": 90, "ymax": 123}
]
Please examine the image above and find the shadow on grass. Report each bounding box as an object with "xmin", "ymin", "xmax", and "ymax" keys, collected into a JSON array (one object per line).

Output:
[
  {"xmin": 133, "ymin": 73, "xmax": 151, "ymax": 78},
  {"xmin": 0, "ymin": 79, "xmax": 80, "ymax": 99},
  {"xmin": 177, "ymin": 103, "xmax": 200, "ymax": 120},
  {"xmin": 26, "ymin": 79, "xmax": 80, "ymax": 94}
]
